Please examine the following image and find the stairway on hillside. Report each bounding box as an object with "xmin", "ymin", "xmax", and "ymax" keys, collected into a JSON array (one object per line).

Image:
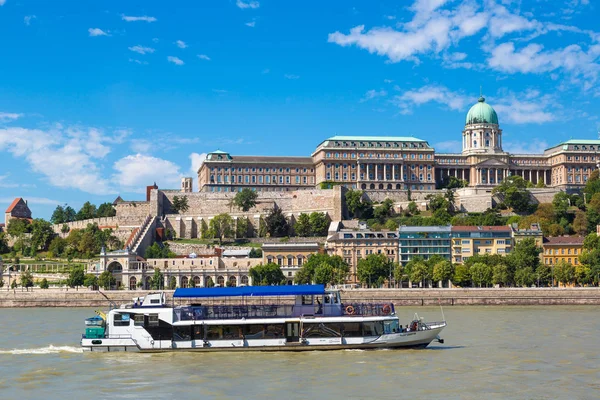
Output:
[{"xmin": 131, "ymin": 216, "xmax": 156, "ymax": 255}]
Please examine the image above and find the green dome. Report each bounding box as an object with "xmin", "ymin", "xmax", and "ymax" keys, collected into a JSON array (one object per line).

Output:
[{"xmin": 466, "ymin": 96, "xmax": 498, "ymax": 125}]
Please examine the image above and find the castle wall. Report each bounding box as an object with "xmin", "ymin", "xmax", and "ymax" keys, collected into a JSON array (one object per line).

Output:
[{"xmin": 115, "ymin": 201, "xmax": 153, "ymax": 219}]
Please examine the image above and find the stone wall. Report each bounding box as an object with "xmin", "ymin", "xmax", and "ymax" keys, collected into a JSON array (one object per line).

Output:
[
  {"xmin": 51, "ymin": 216, "xmax": 146, "ymax": 243},
  {"xmin": 528, "ymin": 188, "xmax": 561, "ymax": 204},
  {"xmin": 115, "ymin": 201, "xmax": 152, "ymax": 220}
]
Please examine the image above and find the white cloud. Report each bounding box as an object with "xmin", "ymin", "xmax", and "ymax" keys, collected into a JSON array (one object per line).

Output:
[
  {"xmin": 284, "ymin": 74, "xmax": 300, "ymax": 80},
  {"xmin": 167, "ymin": 56, "xmax": 184, "ymax": 65},
  {"xmin": 433, "ymin": 140, "xmax": 462, "ymax": 153},
  {"xmin": 245, "ymin": 21, "xmax": 256, "ymax": 27},
  {"xmin": 24, "ymin": 15, "xmax": 36, "ymax": 26},
  {"xmin": 189, "ymin": 152, "xmax": 207, "ymax": 175},
  {"xmin": 492, "ymin": 90, "xmax": 558, "ymax": 124},
  {"xmin": 504, "ymin": 138, "xmax": 549, "ymax": 154},
  {"xmin": 130, "ymin": 139, "xmax": 153, "ymax": 153},
  {"xmin": 121, "ymin": 15, "xmax": 157, "ymax": 23},
  {"xmin": 197, "ymin": 54, "xmax": 211, "ymax": 61},
  {"xmin": 0, "ymin": 112, "xmax": 22, "ymax": 123},
  {"xmin": 236, "ymin": 0, "xmax": 259, "ymax": 9},
  {"xmin": 175, "ymin": 40, "xmax": 188, "ymax": 49},
  {"xmin": 88, "ymin": 28, "xmax": 109, "ymax": 37},
  {"xmin": 128, "ymin": 45, "xmax": 155, "ymax": 55},
  {"xmin": 0, "ymin": 126, "xmax": 119, "ymax": 194},
  {"xmin": 487, "ymin": 42, "xmax": 600, "ymax": 89},
  {"xmin": 361, "ymin": 89, "xmax": 387, "ymax": 102},
  {"xmin": 383, "ymin": 79, "xmax": 394, "ymax": 83},
  {"xmin": 113, "ymin": 154, "xmax": 182, "ymax": 193},
  {"xmin": 0, "ymin": 0, "xmax": 6, "ymax": 6},
  {"xmin": 395, "ymin": 85, "xmax": 470, "ymax": 114},
  {"xmin": 129, "ymin": 58, "xmax": 148, "ymax": 65},
  {"xmin": 488, "ymin": 4, "xmax": 541, "ymax": 38}
]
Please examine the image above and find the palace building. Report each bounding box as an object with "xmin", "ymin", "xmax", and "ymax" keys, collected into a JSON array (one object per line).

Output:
[{"xmin": 198, "ymin": 96, "xmax": 600, "ymax": 193}]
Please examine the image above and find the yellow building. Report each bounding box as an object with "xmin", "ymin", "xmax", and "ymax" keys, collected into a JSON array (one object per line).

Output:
[
  {"xmin": 511, "ymin": 223, "xmax": 544, "ymax": 247},
  {"xmin": 542, "ymin": 236, "xmax": 585, "ymax": 266},
  {"xmin": 451, "ymin": 226, "xmax": 513, "ymax": 264},
  {"xmin": 325, "ymin": 221, "xmax": 398, "ymax": 283},
  {"xmin": 262, "ymin": 242, "xmax": 321, "ymax": 284}
]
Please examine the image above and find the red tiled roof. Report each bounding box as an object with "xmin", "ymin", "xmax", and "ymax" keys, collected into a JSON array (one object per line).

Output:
[
  {"xmin": 5, "ymin": 198, "xmax": 23, "ymax": 213},
  {"xmin": 451, "ymin": 225, "xmax": 511, "ymax": 232},
  {"xmin": 543, "ymin": 236, "xmax": 585, "ymax": 246}
]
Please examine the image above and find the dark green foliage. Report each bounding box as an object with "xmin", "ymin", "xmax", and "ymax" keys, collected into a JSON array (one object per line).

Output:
[
  {"xmin": 294, "ymin": 254, "xmax": 349, "ymax": 286},
  {"xmin": 51, "ymin": 204, "xmax": 78, "ymax": 224},
  {"xmin": 168, "ymin": 276, "xmax": 177, "ymax": 290},
  {"xmin": 67, "ymin": 266, "xmax": 85, "ymax": 288},
  {"xmin": 407, "ymin": 201, "xmax": 419, "ymax": 215},
  {"xmin": 584, "ymin": 170, "xmax": 600, "ymax": 203},
  {"xmin": 440, "ymin": 175, "xmax": 468, "ymax": 189},
  {"xmin": 20, "ymin": 270, "xmax": 34, "ymax": 290},
  {"xmin": 77, "ymin": 201, "xmax": 97, "ymax": 221},
  {"xmin": 171, "ymin": 196, "xmax": 190, "ymax": 214},
  {"xmin": 0, "ymin": 232, "xmax": 9, "ymax": 254},
  {"xmin": 7, "ymin": 218, "xmax": 32, "ymax": 237},
  {"xmin": 59, "ymin": 223, "xmax": 120, "ymax": 259},
  {"xmin": 84, "ymin": 274, "xmax": 99, "ymax": 289},
  {"xmin": 233, "ymin": 188, "xmax": 258, "ymax": 211},
  {"xmin": 145, "ymin": 242, "xmax": 176, "ymax": 259},
  {"xmin": 31, "ymin": 218, "xmax": 56, "ymax": 251},
  {"xmin": 294, "ymin": 213, "xmax": 311, "ymax": 237},
  {"xmin": 356, "ymin": 253, "xmax": 395, "ymax": 288},
  {"xmin": 249, "ymin": 248, "xmax": 262, "ymax": 258},
  {"xmin": 236, "ymin": 217, "xmax": 250, "ymax": 238},
  {"xmin": 96, "ymin": 203, "xmax": 116, "ymax": 217},
  {"xmin": 98, "ymin": 271, "xmax": 116, "ymax": 290},
  {"xmin": 345, "ymin": 189, "xmax": 374, "ymax": 219},
  {"xmin": 39, "ymin": 278, "xmax": 49, "ymax": 289},
  {"xmin": 264, "ymin": 208, "xmax": 289, "ymax": 237},
  {"xmin": 150, "ymin": 268, "xmax": 164, "ymax": 290},
  {"xmin": 309, "ymin": 212, "xmax": 329, "ymax": 236},
  {"xmin": 249, "ymin": 262, "xmax": 286, "ymax": 286},
  {"xmin": 374, "ymin": 199, "xmax": 395, "ymax": 222},
  {"xmin": 209, "ymin": 213, "xmax": 234, "ymax": 243},
  {"xmin": 492, "ymin": 175, "xmax": 534, "ymax": 213}
]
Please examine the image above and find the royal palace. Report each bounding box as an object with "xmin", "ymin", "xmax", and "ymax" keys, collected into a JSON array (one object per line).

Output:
[{"xmin": 199, "ymin": 96, "xmax": 600, "ymax": 192}]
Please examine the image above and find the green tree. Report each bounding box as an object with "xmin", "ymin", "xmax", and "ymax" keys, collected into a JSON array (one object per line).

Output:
[
  {"xmin": 492, "ymin": 175, "xmax": 533, "ymax": 213},
  {"xmin": 39, "ymin": 278, "xmax": 49, "ymax": 289},
  {"xmin": 67, "ymin": 266, "xmax": 85, "ymax": 289},
  {"xmin": 31, "ymin": 218, "xmax": 56, "ymax": 251},
  {"xmin": 168, "ymin": 276, "xmax": 177, "ymax": 290},
  {"xmin": 0, "ymin": 279, "xmax": 4, "ymax": 289},
  {"xmin": 171, "ymin": 196, "xmax": 190, "ymax": 214},
  {"xmin": 409, "ymin": 261, "xmax": 431, "ymax": 288},
  {"xmin": 492, "ymin": 263, "xmax": 510, "ymax": 287},
  {"xmin": 84, "ymin": 274, "xmax": 99, "ymax": 289},
  {"xmin": 514, "ymin": 267, "xmax": 535, "ymax": 287},
  {"xmin": 145, "ymin": 242, "xmax": 175, "ymax": 259},
  {"xmin": 470, "ymin": 262, "xmax": 493, "ymax": 287},
  {"xmin": 64, "ymin": 205, "xmax": 77, "ymax": 222},
  {"xmin": 209, "ymin": 213, "xmax": 235, "ymax": 244},
  {"xmin": 553, "ymin": 261, "xmax": 575, "ymax": 287},
  {"xmin": 98, "ymin": 271, "xmax": 116, "ymax": 290},
  {"xmin": 578, "ymin": 232, "xmax": 600, "ymax": 286},
  {"xmin": 96, "ymin": 202, "xmax": 116, "ymax": 217},
  {"xmin": 264, "ymin": 208, "xmax": 289, "ymax": 237},
  {"xmin": 50, "ymin": 205, "xmax": 66, "ymax": 224},
  {"xmin": 0, "ymin": 232, "xmax": 9, "ymax": 254},
  {"xmin": 574, "ymin": 264, "xmax": 592, "ymax": 286},
  {"xmin": 77, "ymin": 201, "xmax": 97, "ymax": 221},
  {"xmin": 236, "ymin": 217, "xmax": 250, "ymax": 238},
  {"xmin": 309, "ymin": 212, "xmax": 329, "ymax": 236},
  {"xmin": 294, "ymin": 254, "xmax": 349, "ymax": 286},
  {"xmin": 11, "ymin": 280, "xmax": 18, "ymax": 289},
  {"xmin": 233, "ymin": 188, "xmax": 258, "ymax": 212},
  {"xmin": 584, "ymin": 170, "xmax": 600, "ymax": 203},
  {"xmin": 295, "ymin": 213, "xmax": 311, "ymax": 237},
  {"xmin": 249, "ymin": 262, "xmax": 285, "ymax": 286},
  {"xmin": 572, "ymin": 211, "xmax": 588, "ymax": 236},
  {"xmin": 432, "ymin": 260, "xmax": 454, "ymax": 286},
  {"xmin": 552, "ymin": 192, "xmax": 570, "ymax": 220},
  {"xmin": 345, "ymin": 189, "xmax": 373, "ymax": 219},
  {"xmin": 200, "ymin": 219, "xmax": 209, "ymax": 239},
  {"xmin": 407, "ymin": 201, "xmax": 419, "ymax": 215},
  {"xmin": 7, "ymin": 218, "xmax": 32, "ymax": 237},
  {"xmin": 150, "ymin": 268, "xmax": 164, "ymax": 290},
  {"xmin": 507, "ymin": 238, "xmax": 541, "ymax": 274},
  {"xmin": 453, "ymin": 264, "xmax": 471, "ymax": 287},
  {"xmin": 21, "ymin": 270, "xmax": 34, "ymax": 291},
  {"xmin": 249, "ymin": 248, "xmax": 262, "ymax": 258},
  {"xmin": 356, "ymin": 253, "xmax": 394, "ymax": 288},
  {"xmin": 373, "ymin": 199, "xmax": 395, "ymax": 222}
]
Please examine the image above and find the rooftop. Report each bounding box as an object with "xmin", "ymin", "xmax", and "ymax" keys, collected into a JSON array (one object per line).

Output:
[
  {"xmin": 262, "ymin": 242, "xmax": 320, "ymax": 249},
  {"xmin": 543, "ymin": 236, "xmax": 585, "ymax": 246},
  {"xmin": 221, "ymin": 249, "xmax": 252, "ymax": 257},
  {"xmin": 207, "ymin": 155, "xmax": 313, "ymax": 164},
  {"xmin": 5, "ymin": 197, "xmax": 24, "ymax": 214},
  {"xmin": 451, "ymin": 226, "xmax": 511, "ymax": 232},
  {"xmin": 399, "ymin": 226, "xmax": 452, "ymax": 232},
  {"xmin": 546, "ymin": 139, "xmax": 600, "ymax": 150},
  {"xmin": 325, "ymin": 135, "xmax": 426, "ymax": 143}
]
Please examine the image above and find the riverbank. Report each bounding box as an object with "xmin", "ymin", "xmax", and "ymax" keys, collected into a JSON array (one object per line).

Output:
[{"xmin": 1, "ymin": 287, "xmax": 600, "ymax": 307}]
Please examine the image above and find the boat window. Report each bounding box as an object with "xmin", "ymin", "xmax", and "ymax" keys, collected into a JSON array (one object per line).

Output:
[
  {"xmin": 384, "ymin": 320, "xmax": 400, "ymax": 334},
  {"xmin": 113, "ymin": 313, "xmax": 130, "ymax": 327},
  {"xmin": 362, "ymin": 321, "xmax": 384, "ymax": 336},
  {"xmin": 324, "ymin": 295, "xmax": 331, "ymax": 304},
  {"xmin": 192, "ymin": 325, "xmax": 203, "ymax": 340},
  {"xmin": 244, "ymin": 325, "xmax": 266, "ymax": 339},
  {"xmin": 206, "ymin": 325, "xmax": 222, "ymax": 340},
  {"xmin": 264, "ymin": 324, "xmax": 285, "ymax": 338},
  {"xmin": 341, "ymin": 322, "xmax": 362, "ymax": 337},
  {"xmin": 302, "ymin": 323, "xmax": 342, "ymax": 338},
  {"xmin": 148, "ymin": 314, "xmax": 159, "ymax": 327},
  {"xmin": 222, "ymin": 325, "xmax": 243, "ymax": 340},
  {"xmin": 134, "ymin": 315, "xmax": 144, "ymax": 326},
  {"xmin": 301, "ymin": 295, "xmax": 313, "ymax": 305},
  {"xmin": 173, "ymin": 326, "xmax": 192, "ymax": 341}
]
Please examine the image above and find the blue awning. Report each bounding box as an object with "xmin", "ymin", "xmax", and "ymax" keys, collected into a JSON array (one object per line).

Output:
[{"xmin": 173, "ymin": 284, "xmax": 325, "ymax": 298}]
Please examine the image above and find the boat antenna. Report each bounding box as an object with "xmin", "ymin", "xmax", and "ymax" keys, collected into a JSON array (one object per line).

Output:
[{"xmin": 438, "ymin": 298, "xmax": 446, "ymax": 322}]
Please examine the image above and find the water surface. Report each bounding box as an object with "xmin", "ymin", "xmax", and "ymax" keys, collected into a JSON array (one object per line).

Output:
[{"xmin": 0, "ymin": 306, "xmax": 598, "ymax": 399}]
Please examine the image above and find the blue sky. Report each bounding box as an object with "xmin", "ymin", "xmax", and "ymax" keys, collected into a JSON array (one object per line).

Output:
[{"xmin": 1, "ymin": 0, "xmax": 599, "ymax": 220}]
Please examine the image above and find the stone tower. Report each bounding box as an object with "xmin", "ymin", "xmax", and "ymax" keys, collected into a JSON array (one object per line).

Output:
[{"xmin": 181, "ymin": 177, "xmax": 193, "ymax": 193}]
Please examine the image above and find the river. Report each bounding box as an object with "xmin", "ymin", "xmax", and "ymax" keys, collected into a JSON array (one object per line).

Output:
[{"xmin": 0, "ymin": 306, "xmax": 598, "ymax": 400}]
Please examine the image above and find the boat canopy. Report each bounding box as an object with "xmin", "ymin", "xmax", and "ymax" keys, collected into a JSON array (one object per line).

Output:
[{"xmin": 173, "ymin": 284, "xmax": 325, "ymax": 298}]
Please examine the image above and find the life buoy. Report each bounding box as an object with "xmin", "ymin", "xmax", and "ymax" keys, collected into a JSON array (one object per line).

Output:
[
  {"xmin": 150, "ymin": 340, "xmax": 155, "ymax": 346},
  {"xmin": 382, "ymin": 304, "xmax": 391, "ymax": 315},
  {"xmin": 345, "ymin": 305, "xmax": 355, "ymax": 315}
]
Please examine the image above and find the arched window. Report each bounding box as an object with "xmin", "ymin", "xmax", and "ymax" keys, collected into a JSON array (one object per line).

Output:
[
  {"xmin": 228, "ymin": 276, "xmax": 237, "ymax": 286},
  {"xmin": 217, "ymin": 276, "xmax": 225, "ymax": 287},
  {"xmin": 485, "ymin": 140, "xmax": 490, "ymax": 146},
  {"xmin": 181, "ymin": 276, "xmax": 189, "ymax": 288},
  {"xmin": 474, "ymin": 140, "xmax": 478, "ymax": 147},
  {"xmin": 129, "ymin": 276, "xmax": 137, "ymax": 290},
  {"xmin": 193, "ymin": 276, "xmax": 201, "ymax": 287},
  {"xmin": 241, "ymin": 275, "xmax": 249, "ymax": 285}
]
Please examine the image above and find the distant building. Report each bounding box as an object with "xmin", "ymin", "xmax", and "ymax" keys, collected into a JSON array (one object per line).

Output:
[
  {"xmin": 398, "ymin": 226, "xmax": 452, "ymax": 265},
  {"xmin": 451, "ymin": 226, "xmax": 512, "ymax": 264},
  {"xmin": 542, "ymin": 236, "xmax": 585, "ymax": 267},
  {"xmin": 510, "ymin": 223, "xmax": 544, "ymax": 247},
  {"xmin": 326, "ymin": 221, "xmax": 398, "ymax": 283},
  {"xmin": 262, "ymin": 242, "xmax": 320, "ymax": 285},
  {"xmin": 4, "ymin": 197, "xmax": 32, "ymax": 227}
]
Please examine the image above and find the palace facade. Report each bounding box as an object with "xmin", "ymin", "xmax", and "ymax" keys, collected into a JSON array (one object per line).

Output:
[{"xmin": 198, "ymin": 97, "xmax": 600, "ymax": 192}]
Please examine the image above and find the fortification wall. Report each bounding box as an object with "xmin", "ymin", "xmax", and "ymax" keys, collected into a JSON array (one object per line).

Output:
[
  {"xmin": 529, "ymin": 188, "xmax": 561, "ymax": 204},
  {"xmin": 115, "ymin": 202, "xmax": 152, "ymax": 219}
]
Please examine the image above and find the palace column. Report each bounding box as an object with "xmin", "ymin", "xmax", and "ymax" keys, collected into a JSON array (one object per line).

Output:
[
  {"xmin": 487, "ymin": 169, "xmax": 490, "ymax": 185},
  {"xmin": 366, "ymin": 164, "xmax": 371, "ymax": 181},
  {"xmin": 375, "ymin": 164, "xmax": 379, "ymax": 181},
  {"xmin": 384, "ymin": 164, "xmax": 388, "ymax": 180}
]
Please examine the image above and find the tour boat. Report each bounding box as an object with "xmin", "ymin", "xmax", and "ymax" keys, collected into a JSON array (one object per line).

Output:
[{"xmin": 81, "ymin": 285, "xmax": 446, "ymax": 352}]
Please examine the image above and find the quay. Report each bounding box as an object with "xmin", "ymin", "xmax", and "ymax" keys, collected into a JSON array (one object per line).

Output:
[{"xmin": 1, "ymin": 287, "xmax": 600, "ymax": 308}]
